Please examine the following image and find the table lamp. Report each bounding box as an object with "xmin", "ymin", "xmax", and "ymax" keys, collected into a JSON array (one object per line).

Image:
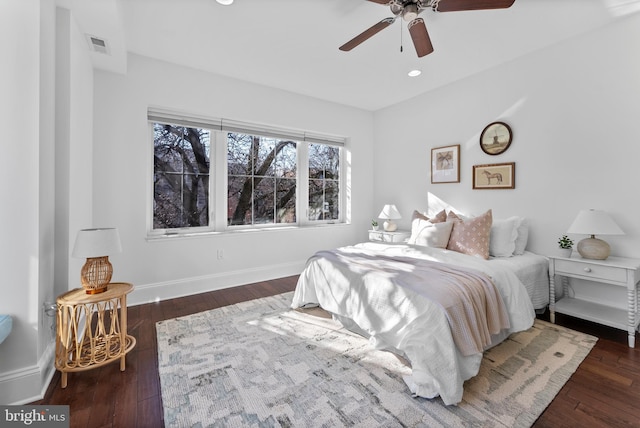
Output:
[
  {"xmin": 378, "ymin": 204, "xmax": 402, "ymax": 232},
  {"xmin": 72, "ymin": 228, "xmax": 122, "ymax": 294},
  {"xmin": 566, "ymin": 209, "xmax": 624, "ymax": 260}
]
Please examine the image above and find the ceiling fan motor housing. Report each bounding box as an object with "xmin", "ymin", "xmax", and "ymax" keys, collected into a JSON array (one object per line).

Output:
[{"xmin": 402, "ymin": 4, "xmax": 419, "ymax": 21}]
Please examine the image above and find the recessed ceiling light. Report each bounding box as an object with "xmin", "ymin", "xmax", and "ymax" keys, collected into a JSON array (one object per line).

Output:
[
  {"xmin": 408, "ymin": 69, "xmax": 422, "ymax": 77},
  {"xmin": 216, "ymin": 0, "xmax": 234, "ymax": 5}
]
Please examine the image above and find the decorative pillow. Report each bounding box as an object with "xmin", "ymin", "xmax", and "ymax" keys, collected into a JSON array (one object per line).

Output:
[
  {"xmin": 513, "ymin": 217, "xmax": 529, "ymax": 255},
  {"xmin": 412, "ymin": 210, "xmax": 429, "ymax": 222},
  {"xmin": 411, "ymin": 221, "xmax": 454, "ymax": 248},
  {"xmin": 430, "ymin": 209, "xmax": 447, "ymax": 223},
  {"xmin": 489, "ymin": 216, "xmax": 520, "ymax": 257},
  {"xmin": 447, "ymin": 211, "xmax": 462, "ymax": 222},
  {"xmin": 409, "ymin": 210, "xmax": 429, "ymax": 244},
  {"xmin": 447, "ymin": 209, "xmax": 493, "ymax": 259},
  {"xmin": 409, "ymin": 210, "xmax": 454, "ymax": 248}
]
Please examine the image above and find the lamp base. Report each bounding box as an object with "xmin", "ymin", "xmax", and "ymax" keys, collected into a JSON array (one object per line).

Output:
[
  {"xmin": 80, "ymin": 256, "xmax": 113, "ymax": 294},
  {"xmin": 577, "ymin": 236, "xmax": 610, "ymax": 260},
  {"xmin": 383, "ymin": 220, "xmax": 397, "ymax": 232}
]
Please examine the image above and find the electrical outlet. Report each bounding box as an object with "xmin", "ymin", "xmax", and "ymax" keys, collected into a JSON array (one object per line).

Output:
[
  {"xmin": 217, "ymin": 249, "xmax": 224, "ymax": 260},
  {"xmin": 43, "ymin": 302, "xmax": 57, "ymax": 317}
]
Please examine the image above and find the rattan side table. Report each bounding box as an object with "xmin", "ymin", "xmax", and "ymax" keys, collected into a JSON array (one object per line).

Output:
[{"xmin": 55, "ymin": 282, "xmax": 136, "ymax": 388}]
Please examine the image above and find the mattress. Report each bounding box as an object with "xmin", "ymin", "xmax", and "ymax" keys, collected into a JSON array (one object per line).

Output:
[{"xmin": 489, "ymin": 251, "xmax": 550, "ymax": 310}]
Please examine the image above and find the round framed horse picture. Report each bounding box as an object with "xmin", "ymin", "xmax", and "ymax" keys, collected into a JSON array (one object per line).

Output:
[{"xmin": 480, "ymin": 121, "xmax": 512, "ymax": 155}]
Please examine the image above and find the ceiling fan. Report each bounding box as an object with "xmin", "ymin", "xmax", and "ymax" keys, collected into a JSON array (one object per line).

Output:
[{"xmin": 339, "ymin": 0, "xmax": 516, "ymax": 58}]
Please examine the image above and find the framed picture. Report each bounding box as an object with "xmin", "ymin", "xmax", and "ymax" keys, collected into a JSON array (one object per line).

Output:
[
  {"xmin": 472, "ymin": 162, "xmax": 515, "ymax": 189},
  {"xmin": 479, "ymin": 121, "xmax": 512, "ymax": 155},
  {"xmin": 431, "ymin": 144, "xmax": 460, "ymax": 184}
]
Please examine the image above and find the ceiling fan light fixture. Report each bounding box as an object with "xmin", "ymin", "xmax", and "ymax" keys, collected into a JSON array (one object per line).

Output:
[
  {"xmin": 216, "ymin": 0, "xmax": 234, "ymax": 5},
  {"xmin": 402, "ymin": 4, "xmax": 419, "ymax": 21}
]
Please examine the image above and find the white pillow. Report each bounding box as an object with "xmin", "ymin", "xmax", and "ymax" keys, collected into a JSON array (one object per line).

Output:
[
  {"xmin": 409, "ymin": 210, "xmax": 429, "ymax": 244},
  {"xmin": 489, "ymin": 216, "xmax": 520, "ymax": 257},
  {"xmin": 412, "ymin": 221, "xmax": 454, "ymax": 248},
  {"xmin": 513, "ymin": 217, "xmax": 529, "ymax": 255}
]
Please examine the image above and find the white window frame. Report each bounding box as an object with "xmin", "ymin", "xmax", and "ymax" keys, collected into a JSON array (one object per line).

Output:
[{"xmin": 147, "ymin": 108, "xmax": 347, "ymax": 238}]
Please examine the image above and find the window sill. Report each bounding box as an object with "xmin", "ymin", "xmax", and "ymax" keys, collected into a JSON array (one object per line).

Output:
[{"xmin": 145, "ymin": 222, "xmax": 349, "ymax": 242}]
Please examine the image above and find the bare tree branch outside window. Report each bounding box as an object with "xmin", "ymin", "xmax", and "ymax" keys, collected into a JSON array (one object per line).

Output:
[
  {"xmin": 227, "ymin": 133, "xmax": 297, "ymax": 225},
  {"xmin": 153, "ymin": 123, "xmax": 210, "ymax": 229}
]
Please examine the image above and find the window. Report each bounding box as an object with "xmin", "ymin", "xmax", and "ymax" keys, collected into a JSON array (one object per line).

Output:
[
  {"xmin": 153, "ymin": 123, "xmax": 211, "ymax": 229},
  {"xmin": 227, "ymin": 133, "xmax": 297, "ymax": 226},
  {"xmin": 308, "ymin": 143, "xmax": 340, "ymax": 221},
  {"xmin": 148, "ymin": 110, "xmax": 346, "ymax": 236}
]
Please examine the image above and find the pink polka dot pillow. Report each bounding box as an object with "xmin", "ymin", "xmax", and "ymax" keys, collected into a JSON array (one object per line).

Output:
[{"xmin": 447, "ymin": 209, "xmax": 493, "ymax": 259}]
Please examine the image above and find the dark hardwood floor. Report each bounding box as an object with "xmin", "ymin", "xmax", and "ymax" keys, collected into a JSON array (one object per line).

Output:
[{"xmin": 34, "ymin": 275, "xmax": 640, "ymax": 428}]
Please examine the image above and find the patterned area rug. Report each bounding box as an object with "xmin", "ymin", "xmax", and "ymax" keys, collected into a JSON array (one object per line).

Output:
[{"xmin": 156, "ymin": 292, "xmax": 596, "ymax": 427}]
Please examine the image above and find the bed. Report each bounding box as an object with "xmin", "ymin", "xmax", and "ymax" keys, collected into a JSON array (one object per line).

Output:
[{"xmin": 290, "ymin": 210, "xmax": 549, "ymax": 405}]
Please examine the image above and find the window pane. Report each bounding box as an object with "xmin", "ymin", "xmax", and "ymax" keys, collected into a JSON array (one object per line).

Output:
[
  {"xmin": 153, "ymin": 123, "xmax": 210, "ymax": 229},
  {"xmin": 308, "ymin": 143, "xmax": 340, "ymax": 221},
  {"xmin": 227, "ymin": 133, "xmax": 253, "ymax": 175},
  {"xmin": 257, "ymin": 138, "xmax": 276, "ymax": 177},
  {"xmin": 276, "ymin": 178, "xmax": 296, "ymax": 223},
  {"xmin": 323, "ymin": 180, "xmax": 339, "ymax": 220},
  {"xmin": 254, "ymin": 177, "xmax": 275, "ymax": 224},
  {"xmin": 276, "ymin": 141, "xmax": 297, "ymax": 178},
  {"xmin": 309, "ymin": 144, "xmax": 339, "ymax": 180},
  {"xmin": 154, "ymin": 173, "xmax": 182, "ymax": 228},
  {"xmin": 227, "ymin": 175, "xmax": 249, "ymax": 225},
  {"xmin": 228, "ymin": 133, "xmax": 297, "ymax": 226}
]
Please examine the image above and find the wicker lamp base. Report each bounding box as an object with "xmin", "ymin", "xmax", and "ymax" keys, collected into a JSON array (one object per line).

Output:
[{"xmin": 80, "ymin": 256, "xmax": 113, "ymax": 294}]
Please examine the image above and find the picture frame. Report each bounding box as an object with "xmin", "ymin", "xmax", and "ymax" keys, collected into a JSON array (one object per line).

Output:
[
  {"xmin": 431, "ymin": 144, "xmax": 460, "ymax": 184},
  {"xmin": 479, "ymin": 121, "xmax": 512, "ymax": 155},
  {"xmin": 472, "ymin": 162, "xmax": 515, "ymax": 189}
]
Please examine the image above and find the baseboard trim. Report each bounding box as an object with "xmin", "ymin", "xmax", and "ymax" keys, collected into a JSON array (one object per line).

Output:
[
  {"xmin": 0, "ymin": 341, "xmax": 56, "ymax": 405},
  {"xmin": 128, "ymin": 260, "xmax": 305, "ymax": 306}
]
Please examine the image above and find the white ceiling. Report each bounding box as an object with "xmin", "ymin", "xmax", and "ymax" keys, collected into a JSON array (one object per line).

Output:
[{"xmin": 62, "ymin": 0, "xmax": 639, "ymax": 111}]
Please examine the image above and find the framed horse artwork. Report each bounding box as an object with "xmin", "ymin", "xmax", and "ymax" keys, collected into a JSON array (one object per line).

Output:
[{"xmin": 472, "ymin": 162, "xmax": 515, "ymax": 189}]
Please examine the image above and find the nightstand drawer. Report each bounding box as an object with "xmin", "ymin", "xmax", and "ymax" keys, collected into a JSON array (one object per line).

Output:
[
  {"xmin": 554, "ymin": 259, "xmax": 627, "ymax": 283},
  {"xmin": 368, "ymin": 230, "xmax": 409, "ymax": 243}
]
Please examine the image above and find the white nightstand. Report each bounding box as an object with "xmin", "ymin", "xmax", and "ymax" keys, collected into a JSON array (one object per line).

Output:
[
  {"xmin": 368, "ymin": 229, "xmax": 410, "ymax": 243},
  {"xmin": 549, "ymin": 255, "xmax": 640, "ymax": 348}
]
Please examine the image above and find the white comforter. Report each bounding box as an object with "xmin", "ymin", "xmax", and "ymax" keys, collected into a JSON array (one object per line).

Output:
[{"xmin": 290, "ymin": 242, "xmax": 536, "ymax": 405}]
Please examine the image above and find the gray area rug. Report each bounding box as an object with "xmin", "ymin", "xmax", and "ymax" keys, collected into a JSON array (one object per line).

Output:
[{"xmin": 156, "ymin": 292, "xmax": 596, "ymax": 427}]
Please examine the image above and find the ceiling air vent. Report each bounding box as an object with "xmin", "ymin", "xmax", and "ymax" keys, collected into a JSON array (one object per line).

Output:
[{"xmin": 86, "ymin": 34, "xmax": 110, "ymax": 55}]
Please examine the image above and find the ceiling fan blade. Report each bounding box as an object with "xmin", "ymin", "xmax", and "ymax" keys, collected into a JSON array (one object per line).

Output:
[
  {"xmin": 408, "ymin": 18, "xmax": 434, "ymax": 57},
  {"xmin": 366, "ymin": 0, "xmax": 392, "ymax": 4},
  {"xmin": 434, "ymin": 0, "xmax": 515, "ymax": 12},
  {"xmin": 339, "ymin": 17, "xmax": 396, "ymax": 52}
]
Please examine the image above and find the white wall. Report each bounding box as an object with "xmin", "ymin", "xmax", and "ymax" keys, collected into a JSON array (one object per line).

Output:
[
  {"xmin": 38, "ymin": 0, "xmax": 58, "ymax": 389},
  {"xmin": 55, "ymin": 7, "xmax": 94, "ymax": 295},
  {"xmin": 92, "ymin": 54, "xmax": 375, "ymax": 305},
  {"xmin": 0, "ymin": 0, "xmax": 41, "ymax": 402},
  {"xmin": 0, "ymin": 2, "xmax": 94, "ymax": 405},
  {"xmin": 0, "ymin": 0, "xmax": 58, "ymax": 405},
  {"xmin": 373, "ymin": 13, "xmax": 640, "ymax": 259}
]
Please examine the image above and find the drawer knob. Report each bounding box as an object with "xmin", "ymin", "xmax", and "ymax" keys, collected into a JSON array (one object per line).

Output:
[{"xmin": 584, "ymin": 267, "xmax": 592, "ymax": 273}]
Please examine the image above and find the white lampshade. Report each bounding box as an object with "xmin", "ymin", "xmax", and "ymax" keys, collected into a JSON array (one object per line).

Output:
[
  {"xmin": 567, "ymin": 210, "xmax": 623, "ymax": 260},
  {"xmin": 567, "ymin": 210, "xmax": 624, "ymax": 236},
  {"xmin": 72, "ymin": 228, "xmax": 122, "ymax": 258},
  {"xmin": 378, "ymin": 204, "xmax": 402, "ymax": 220}
]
